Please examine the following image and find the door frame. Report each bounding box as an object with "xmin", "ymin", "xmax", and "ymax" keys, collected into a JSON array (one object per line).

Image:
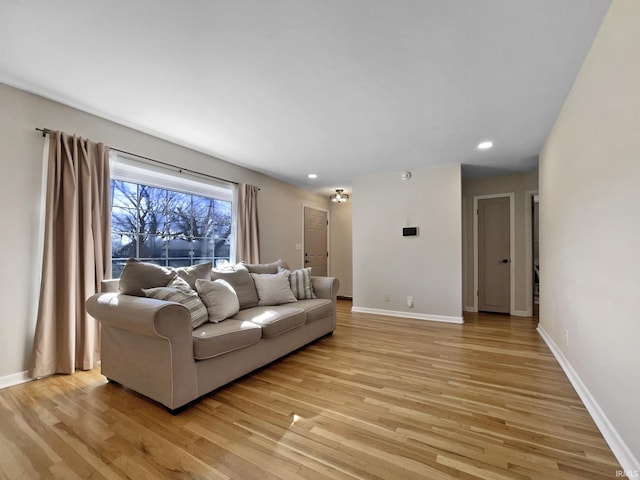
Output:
[
  {"xmin": 473, "ymin": 193, "xmax": 515, "ymax": 314},
  {"xmin": 524, "ymin": 190, "xmax": 539, "ymax": 317},
  {"xmin": 302, "ymin": 204, "xmax": 330, "ymax": 275}
]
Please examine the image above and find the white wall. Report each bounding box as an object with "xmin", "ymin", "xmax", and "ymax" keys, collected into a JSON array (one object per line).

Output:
[
  {"xmin": 539, "ymin": 0, "xmax": 639, "ymax": 469},
  {"xmin": 462, "ymin": 172, "xmax": 538, "ymax": 315},
  {"xmin": 330, "ymin": 200, "xmax": 353, "ymax": 297},
  {"xmin": 352, "ymin": 164, "xmax": 462, "ymax": 321},
  {"xmin": 0, "ymin": 82, "xmax": 329, "ymax": 382}
]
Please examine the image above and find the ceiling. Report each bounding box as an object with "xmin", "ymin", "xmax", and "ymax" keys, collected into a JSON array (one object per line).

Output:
[{"xmin": 0, "ymin": 1, "xmax": 611, "ymax": 195}]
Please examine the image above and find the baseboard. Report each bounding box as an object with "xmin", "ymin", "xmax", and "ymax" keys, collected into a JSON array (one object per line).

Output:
[
  {"xmin": 0, "ymin": 370, "xmax": 32, "ymax": 390},
  {"xmin": 537, "ymin": 325, "xmax": 639, "ymax": 476},
  {"xmin": 351, "ymin": 306, "xmax": 463, "ymax": 324},
  {"xmin": 337, "ymin": 295, "xmax": 353, "ymax": 301},
  {"xmin": 512, "ymin": 310, "xmax": 532, "ymax": 317},
  {"xmin": 463, "ymin": 305, "xmax": 476, "ymax": 313}
]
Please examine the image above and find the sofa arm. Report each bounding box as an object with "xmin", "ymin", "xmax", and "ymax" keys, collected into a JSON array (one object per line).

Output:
[
  {"xmin": 86, "ymin": 292, "xmax": 197, "ymax": 410},
  {"xmin": 311, "ymin": 276, "xmax": 340, "ymax": 301},
  {"xmin": 86, "ymin": 293, "xmax": 192, "ymax": 338}
]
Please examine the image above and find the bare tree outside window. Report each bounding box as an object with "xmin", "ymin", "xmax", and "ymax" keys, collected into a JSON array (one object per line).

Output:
[{"xmin": 111, "ymin": 180, "xmax": 232, "ymax": 277}]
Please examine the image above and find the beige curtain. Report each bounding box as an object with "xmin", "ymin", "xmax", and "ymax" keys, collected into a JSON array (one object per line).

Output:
[
  {"xmin": 236, "ymin": 183, "xmax": 260, "ymax": 263},
  {"xmin": 29, "ymin": 131, "xmax": 111, "ymax": 378}
]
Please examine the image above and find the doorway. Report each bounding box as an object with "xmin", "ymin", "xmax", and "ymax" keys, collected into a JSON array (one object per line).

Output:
[
  {"xmin": 473, "ymin": 193, "xmax": 515, "ymax": 314},
  {"xmin": 303, "ymin": 206, "xmax": 328, "ymax": 276},
  {"xmin": 533, "ymin": 195, "xmax": 539, "ymax": 308},
  {"xmin": 524, "ymin": 191, "xmax": 540, "ymax": 317}
]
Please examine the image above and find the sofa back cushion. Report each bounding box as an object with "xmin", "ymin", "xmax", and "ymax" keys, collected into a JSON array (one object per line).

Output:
[
  {"xmin": 118, "ymin": 258, "xmax": 176, "ymax": 296},
  {"xmin": 117, "ymin": 259, "xmax": 214, "ymax": 296},
  {"xmin": 174, "ymin": 262, "xmax": 212, "ymax": 289},
  {"xmin": 210, "ymin": 266, "xmax": 259, "ymax": 309},
  {"xmin": 244, "ymin": 259, "xmax": 289, "ymax": 274}
]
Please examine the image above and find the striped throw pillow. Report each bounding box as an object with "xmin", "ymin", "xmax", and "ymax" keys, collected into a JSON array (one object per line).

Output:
[
  {"xmin": 143, "ymin": 280, "xmax": 209, "ymax": 329},
  {"xmin": 280, "ymin": 267, "xmax": 317, "ymax": 300}
]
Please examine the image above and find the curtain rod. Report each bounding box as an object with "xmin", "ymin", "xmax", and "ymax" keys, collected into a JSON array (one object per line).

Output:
[{"xmin": 35, "ymin": 127, "xmax": 239, "ymax": 186}]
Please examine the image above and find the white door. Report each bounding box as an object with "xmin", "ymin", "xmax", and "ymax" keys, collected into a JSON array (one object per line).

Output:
[
  {"xmin": 304, "ymin": 207, "xmax": 328, "ymax": 276},
  {"xmin": 478, "ymin": 197, "xmax": 511, "ymax": 313}
]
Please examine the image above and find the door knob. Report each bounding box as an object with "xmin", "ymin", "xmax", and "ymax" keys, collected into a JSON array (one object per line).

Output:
[{"xmin": 501, "ymin": 259, "xmax": 510, "ymax": 264}]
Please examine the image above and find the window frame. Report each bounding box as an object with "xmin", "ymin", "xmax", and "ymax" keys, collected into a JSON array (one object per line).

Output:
[{"xmin": 109, "ymin": 152, "xmax": 235, "ymax": 276}]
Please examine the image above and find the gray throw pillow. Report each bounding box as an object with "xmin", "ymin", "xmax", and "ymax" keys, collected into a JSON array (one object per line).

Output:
[
  {"xmin": 118, "ymin": 258, "xmax": 176, "ymax": 296},
  {"xmin": 195, "ymin": 279, "xmax": 240, "ymax": 323},
  {"xmin": 143, "ymin": 278, "xmax": 208, "ymax": 329},
  {"xmin": 210, "ymin": 266, "xmax": 259, "ymax": 309},
  {"xmin": 251, "ymin": 271, "xmax": 297, "ymax": 306}
]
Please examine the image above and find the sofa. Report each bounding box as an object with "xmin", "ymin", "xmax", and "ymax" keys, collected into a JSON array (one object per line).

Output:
[{"xmin": 85, "ymin": 259, "xmax": 339, "ymax": 412}]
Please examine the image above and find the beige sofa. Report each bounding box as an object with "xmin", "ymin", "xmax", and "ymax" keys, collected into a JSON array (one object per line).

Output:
[{"xmin": 86, "ymin": 261, "xmax": 339, "ymax": 412}]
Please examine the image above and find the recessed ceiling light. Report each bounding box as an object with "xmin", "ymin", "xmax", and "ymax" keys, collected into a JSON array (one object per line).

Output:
[
  {"xmin": 308, "ymin": 173, "xmax": 318, "ymax": 179},
  {"xmin": 477, "ymin": 141, "xmax": 494, "ymax": 150}
]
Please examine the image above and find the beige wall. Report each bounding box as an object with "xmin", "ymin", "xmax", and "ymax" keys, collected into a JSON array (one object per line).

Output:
[
  {"xmin": 539, "ymin": 0, "xmax": 639, "ymax": 469},
  {"xmin": 462, "ymin": 172, "xmax": 538, "ymax": 315},
  {"xmin": 330, "ymin": 200, "xmax": 353, "ymax": 297},
  {"xmin": 0, "ymin": 82, "xmax": 329, "ymax": 381},
  {"xmin": 352, "ymin": 164, "xmax": 462, "ymax": 320}
]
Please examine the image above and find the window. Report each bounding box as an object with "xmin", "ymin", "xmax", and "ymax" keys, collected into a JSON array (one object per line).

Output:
[{"xmin": 110, "ymin": 154, "xmax": 234, "ymax": 277}]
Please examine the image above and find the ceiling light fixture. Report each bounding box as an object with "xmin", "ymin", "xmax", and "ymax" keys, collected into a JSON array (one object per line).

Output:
[
  {"xmin": 477, "ymin": 141, "xmax": 494, "ymax": 150},
  {"xmin": 308, "ymin": 173, "xmax": 318, "ymax": 179},
  {"xmin": 330, "ymin": 189, "xmax": 349, "ymax": 203}
]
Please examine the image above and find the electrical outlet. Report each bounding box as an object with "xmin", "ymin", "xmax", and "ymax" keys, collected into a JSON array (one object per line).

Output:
[
  {"xmin": 407, "ymin": 296, "xmax": 413, "ymax": 307},
  {"xmin": 563, "ymin": 329, "xmax": 569, "ymax": 346},
  {"xmin": 384, "ymin": 295, "xmax": 390, "ymax": 302}
]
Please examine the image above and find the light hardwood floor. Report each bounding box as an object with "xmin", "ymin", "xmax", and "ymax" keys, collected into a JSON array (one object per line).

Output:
[{"xmin": 0, "ymin": 301, "xmax": 622, "ymax": 479}]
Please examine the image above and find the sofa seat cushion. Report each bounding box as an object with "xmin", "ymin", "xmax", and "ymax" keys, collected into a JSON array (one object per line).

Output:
[
  {"xmin": 293, "ymin": 298, "xmax": 333, "ymax": 324},
  {"xmin": 232, "ymin": 306, "xmax": 305, "ymax": 338},
  {"xmin": 192, "ymin": 320, "xmax": 262, "ymax": 360}
]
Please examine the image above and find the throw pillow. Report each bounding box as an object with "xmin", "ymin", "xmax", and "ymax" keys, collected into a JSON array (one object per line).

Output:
[
  {"xmin": 251, "ymin": 271, "xmax": 297, "ymax": 306},
  {"xmin": 244, "ymin": 259, "xmax": 290, "ymax": 274},
  {"xmin": 173, "ymin": 262, "xmax": 212, "ymax": 289},
  {"xmin": 279, "ymin": 266, "xmax": 317, "ymax": 300},
  {"xmin": 119, "ymin": 258, "xmax": 176, "ymax": 296},
  {"xmin": 195, "ymin": 279, "xmax": 240, "ymax": 323},
  {"xmin": 143, "ymin": 283, "xmax": 208, "ymax": 329},
  {"xmin": 210, "ymin": 266, "xmax": 259, "ymax": 309}
]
